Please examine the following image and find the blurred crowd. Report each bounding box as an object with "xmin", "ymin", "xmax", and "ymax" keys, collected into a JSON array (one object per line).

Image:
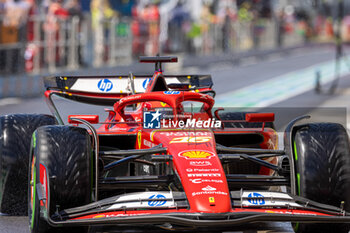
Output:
[
  {"xmin": 0, "ymin": 0, "xmax": 349, "ymax": 75},
  {"xmin": 0, "ymin": 0, "xmax": 34, "ymax": 73},
  {"xmin": 0, "ymin": 0, "xmax": 84, "ymax": 73}
]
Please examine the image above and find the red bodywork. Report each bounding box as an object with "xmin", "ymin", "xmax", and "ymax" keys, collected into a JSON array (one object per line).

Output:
[
  {"xmin": 45, "ymin": 68, "xmax": 277, "ymax": 215},
  {"xmin": 41, "ymin": 58, "xmax": 346, "ymax": 228}
]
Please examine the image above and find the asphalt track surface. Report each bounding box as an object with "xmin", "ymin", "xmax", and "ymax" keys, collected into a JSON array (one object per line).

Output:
[{"xmin": 1, "ymin": 45, "xmax": 350, "ymax": 233}]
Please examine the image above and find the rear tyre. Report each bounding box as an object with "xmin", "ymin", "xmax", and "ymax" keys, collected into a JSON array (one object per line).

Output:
[
  {"xmin": 293, "ymin": 123, "xmax": 350, "ymax": 233},
  {"xmin": 0, "ymin": 114, "xmax": 56, "ymax": 215},
  {"xmin": 218, "ymin": 112, "xmax": 275, "ymax": 129},
  {"xmin": 29, "ymin": 126, "xmax": 92, "ymax": 233}
]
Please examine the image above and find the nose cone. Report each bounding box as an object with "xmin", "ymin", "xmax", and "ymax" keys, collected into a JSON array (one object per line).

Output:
[
  {"xmin": 153, "ymin": 130, "xmax": 231, "ymax": 213},
  {"xmin": 174, "ymin": 149, "xmax": 231, "ymax": 213}
]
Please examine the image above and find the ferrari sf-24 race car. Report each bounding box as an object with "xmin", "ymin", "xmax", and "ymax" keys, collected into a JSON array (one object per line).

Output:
[{"xmin": 1, "ymin": 56, "xmax": 350, "ymax": 233}]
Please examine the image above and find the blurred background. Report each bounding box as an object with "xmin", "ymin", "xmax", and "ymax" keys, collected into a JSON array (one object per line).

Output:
[{"xmin": 0, "ymin": 0, "xmax": 348, "ymax": 76}]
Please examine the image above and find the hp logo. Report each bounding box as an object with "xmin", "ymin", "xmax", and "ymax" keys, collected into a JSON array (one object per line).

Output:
[
  {"xmin": 98, "ymin": 79, "xmax": 113, "ymax": 92},
  {"xmin": 163, "ymin": 91, "xmax": 180, "ymax": 94},
  {"xmin": 247, "ymin": 192, "xmax": 265, "ymax": 205},
  {"xmin": 142, "ymin": 78, "xmax": 151, "ymax": 90},
  {"xmin": 148, "ymin": 194, "xmax": 167, "ymax": 207}
]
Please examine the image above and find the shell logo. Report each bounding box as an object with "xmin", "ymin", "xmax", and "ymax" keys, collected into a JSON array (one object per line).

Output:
[{"xmin": 178, "ymin": 150, "xmax": 215, "ymax": 159}]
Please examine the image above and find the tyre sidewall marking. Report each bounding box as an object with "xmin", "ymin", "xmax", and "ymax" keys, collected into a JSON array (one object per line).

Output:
[
  {"xmin": 293, "ymin": 140, "xmax": 302, "ymax": 231},
  {"xmin": 30, "ymin": 154, "xmax": 36, "ymax": 230},
  {"xmin": 293, "ymin": 141, "xmax": 301, "ymax": 196}
]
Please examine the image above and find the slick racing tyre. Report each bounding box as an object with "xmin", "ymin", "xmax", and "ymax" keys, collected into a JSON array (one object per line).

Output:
[
  {"xmin": 218, "ymin": 112, "xmax": 275, "ymax": 129},
  {"xmin": 29, "ymin": 126, "xmax": 92, "ymax": 233},
  {"xmin": 0, "ymin": 114, "xmax": 56, "ymax": 215},
  {"xmin": 293, "ymin": 123, "xmax": 350, "ymax": 233}
]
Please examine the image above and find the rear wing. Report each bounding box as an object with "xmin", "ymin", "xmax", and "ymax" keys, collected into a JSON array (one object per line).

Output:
[{"xmin": 44, "ymin": 75, "xmax": 213, "ymax": 106}]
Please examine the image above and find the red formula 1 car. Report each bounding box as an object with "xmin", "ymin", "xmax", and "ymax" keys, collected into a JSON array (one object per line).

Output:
[{"xmin": 1, "ymin": 56, "xmax": 350, "ymax": 233}]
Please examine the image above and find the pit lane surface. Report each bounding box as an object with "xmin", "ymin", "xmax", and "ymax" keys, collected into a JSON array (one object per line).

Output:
[{"xmin": 1, "ymin": 46, "xmax": 350, "ymax": 233}]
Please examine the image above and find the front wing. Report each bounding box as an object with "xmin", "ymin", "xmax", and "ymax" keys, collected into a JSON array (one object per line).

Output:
[{"xmin": 43, "ymin": 191, "xmax": 350, "ymax": 228}]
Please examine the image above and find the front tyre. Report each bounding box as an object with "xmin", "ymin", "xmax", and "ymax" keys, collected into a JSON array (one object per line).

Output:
[
  {"xmin": 0, "ymin": 114, "xmax": 56, "ymax": 215},
  {"xmin": 29, "ymin": 126, "xmax": 92, "ymax": 233},
  {"xmin": 293, "ymin": 123, "xmax": 350, "ymax": 233}
]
